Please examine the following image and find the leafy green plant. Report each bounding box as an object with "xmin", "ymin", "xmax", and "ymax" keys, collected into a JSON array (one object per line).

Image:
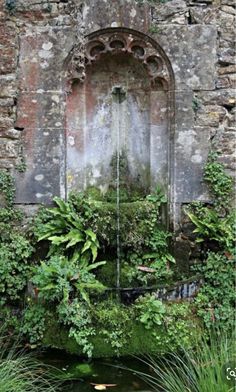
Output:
[
  {"xmin": 192, "ymin": 97, "xmax": 201, "ymax": 112},
  {"xmin": 0, "ymin": 169, "xmax": 15, "ymax": 206},
  {"xmin": 32, "ymin": 255, "xmax": 106, "ymax": 304},
  {"xmin": 193, "ymin": 252, "xmax": 235, "ymax": 330},
  {"xmin": 186, "ymin": 205, "xmax": 235, "ymax": 252},
  {"xmin": 57, "ymin": 298, "xmax": 95, "ymax": 357},
  {"xmin": 186, "ymin": 152, "xmax": 235, "ymax": 253},
  {"xmin": 186, "ymin": 152, "xmax": 235, "ymax": 331},
  {"xmin": 135, "ymin": 294, "xmax": 166, "ymax": 331},
  {"xmin": 95, "ymin": 301, "xmax": 132, "ymax": 355},
  {"xmin": 35, "ymin": 196, "xmax": 99, "ymax": 264},
  {"xmin": 21, "ymin": 303, "xmax": 47, "ymax": 346},
  {"xmin": 0, "ymin": 232, "xmax": 33, "ymax": 303},
  {"xmin": 204, "ymin": 151, "xmax": 233, "ymax": 209},
  {"xmin": 0, "ymin": 325, "xmax": 61, "ymax": 392},
  {"xmin": 123, "ymin": 188, "xmax": 174, "ymax": 286},
  {"xmin": 148, "ymin": 25, "xmax": 160, "ymax": 34},
  {"xmin": 28, "ymin": 255, "xmax": 105, "ymax": 356},
  {"xmin": 129, "ymin": 329, "xmax": 235, "ymax": 392}
]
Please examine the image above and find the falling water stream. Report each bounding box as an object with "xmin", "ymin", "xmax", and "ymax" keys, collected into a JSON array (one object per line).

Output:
[{"xmin": 112, "ymin": 86, "xmax": 126, "ymax": 295}]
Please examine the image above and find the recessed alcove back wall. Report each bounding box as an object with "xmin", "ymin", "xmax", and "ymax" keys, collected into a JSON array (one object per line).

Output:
[{"xmin": 66, "ymin": 29, "xmax": 174, "ymax": 201}]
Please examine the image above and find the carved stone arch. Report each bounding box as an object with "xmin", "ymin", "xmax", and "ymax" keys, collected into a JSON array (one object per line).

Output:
[
  {"xmin": 65, "ymin": 28, "xmax": 175, "ymax": 222},
  {"xmin": 66, "ymin": 28, "xmax": 174, "ymax": 90}
]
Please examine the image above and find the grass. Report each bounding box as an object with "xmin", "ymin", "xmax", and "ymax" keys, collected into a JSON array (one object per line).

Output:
[
  {"xmin": 122, "ymin": 330, "xmax": 235, "ymax": 392},
  {"xmin": 0, "ymin": 329, "xmax": 61, "ymax": 392}
]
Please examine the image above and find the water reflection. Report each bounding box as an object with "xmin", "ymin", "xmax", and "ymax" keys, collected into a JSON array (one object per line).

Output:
[{"xmin": 40, "ymin": 351, "xmax": 152, "ymax": 392}]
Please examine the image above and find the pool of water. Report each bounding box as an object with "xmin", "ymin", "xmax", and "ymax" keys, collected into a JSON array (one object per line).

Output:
[{"xmin": 40, "ymin": 350, "xmax": 152, "ymax": 392}]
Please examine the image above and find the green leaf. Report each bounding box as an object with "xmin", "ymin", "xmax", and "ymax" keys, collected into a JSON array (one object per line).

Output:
[
  {"xmin": 81, "ymin": 240, "xmax": 92, "ymax": 254},
  {"xmin": 86, "ymin": 261, "xmax": 106, "ymax": 271},
  {"xmin": 85, "ymin": 229, "xmax": 97, "ymax": 242},
  {"xmin": 143, "ymin": 253, "xmax": 159, "ymax": 259}
]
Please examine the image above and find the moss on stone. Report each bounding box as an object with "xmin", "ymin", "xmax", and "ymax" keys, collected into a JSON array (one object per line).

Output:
[
  {"xmin": 88, "ymin": 199, "xmax": 161, "ymax": 248},
  {"xmin": 43, "ymin": 302, "xmax": 200, "ymax": 358}
]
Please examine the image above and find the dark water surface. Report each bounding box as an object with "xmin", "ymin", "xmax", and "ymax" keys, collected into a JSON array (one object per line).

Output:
[{"xmin": 40, "ymin": 350, "xmax": 153, "ymax": 392}]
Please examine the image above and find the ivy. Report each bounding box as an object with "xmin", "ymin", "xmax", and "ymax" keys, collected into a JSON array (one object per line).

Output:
[
  {"xmin": 0, "ymin": 171, "xmax": 33, "ymax": 305},
  {"xmin": 204, "ymin": 151, "xmax": 233, "ymax": 210},
  {"xmin": 193, "ymin": 252, "xmax": 235, "ymax": 330},
  {"xmin": 186, "ymin": 151, "xmax": 235, "ymax": 331},
  {"xmin": 0, "ymin": 170, "xmax": 15, "ymax": 206}
]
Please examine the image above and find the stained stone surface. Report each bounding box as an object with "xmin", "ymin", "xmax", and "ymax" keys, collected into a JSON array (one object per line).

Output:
[{"xmin": 0, "ymin": 0, "xmax": 234, "ymax": 229}]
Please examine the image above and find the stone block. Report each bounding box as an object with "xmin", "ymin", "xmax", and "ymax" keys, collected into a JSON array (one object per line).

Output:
[
  {"xmin": 0, "ymin": 139, "xmax": 19, "ymax": 158},
  {"xmin": 0, "ymin": 129, "xmax": 20, "ymax": 139},
  {"xmin": 218, "ymin": 47, "xmax": 235, "ymax": 65},
  {"xmin": 174, "ymin": 127, "xmax": 211, "ymax": 202},
  {"xmin": 196, "ymin": 89, "xmax": 236, "ymax": 107},
  {"xmin": 216, "ymin": 76, "xmax": 231, "ymax": 89},
  {"xmin": 15, "ymin": 127, "xmax": 65, "ymax": 204},
  {"xmin": 16, "ymin": 92, "xmax": 64, "ymax": 130},
  {"xmin": 220, "ymin": 5, "xmax": 236, "ymax": 15},
  {"xmin": 0, "ymin": 55, "xmax": 17, "ymax": 75},
  {"xmin": 0, "ymin": 75, "xmax": 17, "ymax": 98},
  {"xmin": 175, "ymin": 91, "xmax": 194, "ymax": 129},
  {"xmin": 218, "ymin": 65, "xmax": 236, "ymax": 75},
  {"xmin": 196, "ymin": 105, "xmax": 227, "ymax": 127},
  {"xmin": 0, "ymin": 158, "xmax": 15, "ymax": 169},
  {"xmin": 155, "ymin": 25, "xmax": 217, "ymax": 90},
  {"xmin": 189, "ymin": 6, "xmax": 216, "ymax": 24},
  {"xmin": 151, "ymin": 0, "xmax": 188, "ymax": 24},
  {"xmin": 83, "ymin": 0, "xmax": 150, "ymax": 34},
  {"xmin": 217, "ymin": 10, "xmax": 235, "ymax": 29},
  {"xmin": 18, "ymin": 27, "xmax": 76, "ymax": 92},
  {"xmin": 228, "ymin": 73, "xmax": 236, "ymax": 88},
  {"xmin": 0, "ymin": 116, "xmax": 14, "ymax": 131}
]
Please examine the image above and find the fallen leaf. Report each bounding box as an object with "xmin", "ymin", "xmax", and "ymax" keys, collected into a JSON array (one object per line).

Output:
[
  {"xmin": 137, "ymin": 265, "xmax": 156, "ymax": 273},
  {"xmin": 91, "ymin": 383, "xmax": 117, "ymax": 390}
]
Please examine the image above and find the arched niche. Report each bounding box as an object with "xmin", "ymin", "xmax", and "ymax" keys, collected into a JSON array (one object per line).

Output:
[{"xmin": 65, "ymin": 28, "xmax": 174, "ymax": 201}]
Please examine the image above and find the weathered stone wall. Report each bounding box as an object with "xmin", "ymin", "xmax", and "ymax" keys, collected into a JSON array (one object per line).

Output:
[{"xmin": 0, "ymin": 0, "xmax": 235, "ymax": 230}]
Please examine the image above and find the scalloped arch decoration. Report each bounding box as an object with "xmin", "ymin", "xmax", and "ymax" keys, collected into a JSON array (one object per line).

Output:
[{"xmin": 67, "ymin": 28, "xmax": 174, "ymax": 91}]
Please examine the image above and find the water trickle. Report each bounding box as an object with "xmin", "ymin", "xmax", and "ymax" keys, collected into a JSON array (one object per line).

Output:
[{"xmin": 112, "ymin": 86, "xmax": 126, "ymax": 295}]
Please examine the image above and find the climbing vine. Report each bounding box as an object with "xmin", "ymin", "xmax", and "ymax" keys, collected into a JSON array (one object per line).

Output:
[
  {"xmin": 0, "ymin": 170, "xmax": 15, "ymax": 206},
  {"xmin": 186, "ymin": 151, "xmax": 235, "ymax": 331}
]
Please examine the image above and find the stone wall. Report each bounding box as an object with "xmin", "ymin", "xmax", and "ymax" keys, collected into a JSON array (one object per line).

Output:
[{"xmin": 0, "ymin": 0, "xmax": 235, "ymax": 229}]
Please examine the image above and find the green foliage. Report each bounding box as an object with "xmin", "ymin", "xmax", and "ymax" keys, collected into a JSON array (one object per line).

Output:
[
  {"xmin": 35, "ymin": 196, "xmax": 99, "ymax": 263},
  {"xmin": 204, "ymin": 151, "xmax": 233, "ymax": 209},
  {"xmin": 58, "ymin": 298, "xmax": 95, "ymax": 358},
  {"xmin": 0, "ymin": 325, "xmax": 61, "ymax": 392},
  {"xmin": 193, "ymin": 252, "xmax": 235, "ymax": 330},
  {"xmin": 16, "ymin": 160, "xmax": 27, "ymax": 173},
  {"xmin": 95, "ymin": 301, "xmax": 132, "ymax": 355},
  {"xmin": 0, "ymin": 232, "xmax": 33, "ymax": 304},
  {"xmin": 33, "ymin": 255, "xmax": 105, "ymax": 304},
  {"xmin": 28, "ymin": 255, "xmax": 105, "ymax": 356},
  {"xmin": 0, "ymin": 169, "xmax": 15, "ymax": 206},
  {"xmin": 21, "ymin": 303, "xmax": 47, "ymax": 345},
  {"xmin": 0, "ymin": 171, "xmax": 33, "ymax": 304},
  {"xmin": 186, "ymin": 152, "xmax": 235, "ymax": 331},
  {"xmin": 131, "ymin": 329, "xmax": 235, "ymax": 392},
  {"xmin": 186, "ymin": 204, "xmax": 235, "ymax": 252},
  {"xmin": 192, "ymin": 97, "xmax": 201, "ymax": 112},
  {"xmin": 122, "ymin": 188, "xmax": 174, "ymax": 286},
  {"xmin": 135, "ymin": 294, "xmax": 195, "ymax": 348},
  {"xmin": 135, "ymin": 294, "xmax": 166, "ymax": 330},
  {"xmin": 186, "ymin": 152, "xmax": 235, "ymax": 253},
  {"xmin": 148, "ymin": 25, "xmax": 160, "ymax": 34},
  {"xmin": 5, "ymin": 0, "xmax": 16, "ymax": 14}
]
